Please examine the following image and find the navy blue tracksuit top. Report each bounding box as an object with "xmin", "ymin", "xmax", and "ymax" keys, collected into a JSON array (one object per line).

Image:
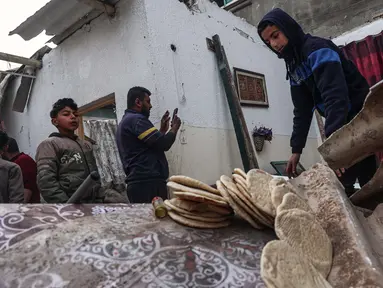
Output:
[
  {"xmin": 116, "ymin": 110, "xmax": 176, "ymax": 183},
  {"xmin": 258, "ymin": 9, "xmax": 370, "ymax": 154}
]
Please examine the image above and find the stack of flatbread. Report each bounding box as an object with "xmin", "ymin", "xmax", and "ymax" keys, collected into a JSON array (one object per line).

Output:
[
  {"xmin": 228, "ymin": 168, "xmax": 334, "ymax": 286},
  {"xmin": 240, "ymin": 168, "xmax": 309, "ymax": 225},
  {"xmin": 216, "ymin": 168, "xmax": 274, "ymax": 229},
  {"xmin": 246, "ymin": 169, "xmax": 295, "ymax": 223},
  {"xmin": 165, "ymin": 176, "xmax": 233, "ymax": 228},
  {"xmin": 260, "ymin": 180, "xmax": 334, "ymax": 287},
  {"xmin": 164, "ymin": 169, "xmax": 334, "ymax": 286}
]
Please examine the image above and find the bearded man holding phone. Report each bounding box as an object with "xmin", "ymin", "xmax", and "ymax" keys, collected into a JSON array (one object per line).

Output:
[{"xmin": 116, "ymin": 86, "xmax": 181, "ymax": 203}]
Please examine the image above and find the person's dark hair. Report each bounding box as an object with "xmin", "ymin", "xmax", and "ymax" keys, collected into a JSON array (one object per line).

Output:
[
  {"xmin": 257, "ymin": 20, "xmax": 274, "ymax": 35},
  {"xmin": 0, "ymin": 131, "xmax": 9, "ymax": 151},
  {"xmin": 50, "ymin": 98, "xmax": 78, "ymax": 118},
  {"xmin": 7, "ymin": 137, "xmax": 19, "ymax": 154},
  {"xmin": 127, "ymin": 86, "xmax": 151, "ymax": 109}
]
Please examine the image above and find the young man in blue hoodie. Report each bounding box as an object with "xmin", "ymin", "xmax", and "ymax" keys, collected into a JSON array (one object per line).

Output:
[{"xmin": 258, "ymin": 8, "xmax": 377, "ymax": 196}]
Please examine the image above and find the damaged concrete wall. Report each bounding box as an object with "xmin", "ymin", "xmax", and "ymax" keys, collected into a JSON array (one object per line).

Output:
[
  {"xmin": 2, "ymin": 0, "xmax": 320, "ymax": 184},
  {"xmin": 231, "ymin": 0, "xmax": 383, "ymax": 38}
]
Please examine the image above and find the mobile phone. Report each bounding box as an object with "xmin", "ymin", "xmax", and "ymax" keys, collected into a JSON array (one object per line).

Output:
[{"xmin": 172, "ymin": 108, "xmax": 178, "ymax": 120}]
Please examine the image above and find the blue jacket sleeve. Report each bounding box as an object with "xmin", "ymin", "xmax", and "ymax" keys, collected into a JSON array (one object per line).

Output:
[
  {"xmin": 307, "ymin": 48, "xmax": 350, "ymax": 137},
  {"xmin": 290, "ymin": 82, "xmax": 314, "ymax": 154},
  {"xmin": 133, "ymin": 117, "xmax": 176, "ymax": 151}
]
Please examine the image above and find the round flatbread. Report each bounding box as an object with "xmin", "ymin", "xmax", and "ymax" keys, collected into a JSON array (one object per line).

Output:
[
  {"xmin": 269, "ymin": 177, "xmax": 287, "ymax": 191},
  {"xmin": 261, "ymin": 240, "xmax": 332, "ymax": 288},
  {"xmin": 221, "ymin": 175, "xmax": 273, "ymax": 227},
  {"xmin": 277, "ymin": 193, "xmax": 312, "ymax": 215},
  {"xmin": 233, "ymin": 168, "xmax": 247, "ymax": 179},
  {"xmin": 232, "ymin": 174, "xmax": 247, "ymax": 188},
  {"xmin": 168, "ymin": 210, "xmax": 231, "ymax": 229},
  {"xmin": 178, "ymin": 212, "xmax": 229, "ymax": 223},
  {"xmin": 173, "ymin": 191, "xmax": 229, "ymax": 208},
  {"xmin": 169, "ymin": 175, "xmax": 220, "ymax": 195},
  {"xmin": 269, "ymin": 178, "xmax": 297, "ymax": 194},
  {"xmin": 167, "ymin": 182, "xmax": 225, "ymax": 202},
  {"xmin": 205, "ymin": 204, "xmax": 233, "ymax": 216},
  {"xmin": 165, "ymin": 199, "xmax": 223, "ymax": 219},
  {"xmin": 168, "ymin": 198, "xmax": 232, "ymax": 215},
  {"xmin": 275, "ymin": 209, "xmax": 333, "ymax": 278},
  {"xmin": 217, "ymin": 180, "xmax": 264, "ymax": 229},
  {"xmin": 247, "ymin": 169, "xmax": 275, "ymax": 218},
  {"xmin": 236, "ymin": 181, "xmax": 249, "ymax": 197},
  {"xmin": 229, "ymin": 185, "xmax": 273, "ymax": 228},
  {"xmin": 168, "ymin": 198, "xmax": 202, "ymax": 212},
  {"xmin": 237, "ymin": 182, "xmax": 249, "ymax": 195},
  {"xmin": 271, "ymin": 184, "xmax": 290, "ymax": 211}
]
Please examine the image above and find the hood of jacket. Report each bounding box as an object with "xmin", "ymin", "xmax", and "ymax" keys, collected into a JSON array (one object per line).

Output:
[{"xmin": 257, "ymin": 8, "xmax": 306, "ymax": 65}]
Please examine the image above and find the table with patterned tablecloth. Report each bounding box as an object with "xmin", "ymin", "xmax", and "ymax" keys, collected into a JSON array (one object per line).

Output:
[{"xmin": 0, "ymin": 204, "xmax": 275, "ymax": 287}]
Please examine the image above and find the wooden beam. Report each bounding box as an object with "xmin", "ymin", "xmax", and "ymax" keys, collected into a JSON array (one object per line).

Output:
[
  {"xmin": 76, "ymin": 0, "xmax": 115, "ymax": 16},
  {"xmin": 77, "ymin": 115, "xmax": 85, "ymax": 140},
  {"xmin": 0, "ymin": 52, "xmax": 42, "ymax": 68},
  {"xmin": 77, "ymin": 93, "xmax": 115, "ymax": 115},
  {"xmin": 211, "ymin": 35, "xmax": 259, "ymax": 171}
]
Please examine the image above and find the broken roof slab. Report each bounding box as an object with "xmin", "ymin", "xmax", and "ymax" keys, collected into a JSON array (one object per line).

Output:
[{"xmin": 9, "ymin": 0, "xmax": 118, "ymax": 43}]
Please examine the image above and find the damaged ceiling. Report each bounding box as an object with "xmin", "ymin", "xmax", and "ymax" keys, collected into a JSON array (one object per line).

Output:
[
  {"xmin": 9, "ymin": 0, "xmax": 118, "ymax": 45},
  {"xmin": 0, "ymin": 46, "xmax": 51, "ymax": 113}
]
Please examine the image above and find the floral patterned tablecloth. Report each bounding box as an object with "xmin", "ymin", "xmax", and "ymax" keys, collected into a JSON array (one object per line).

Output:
[{"xmin": 0, "ymin": 204, "xmax": 275, "ymax": 288}]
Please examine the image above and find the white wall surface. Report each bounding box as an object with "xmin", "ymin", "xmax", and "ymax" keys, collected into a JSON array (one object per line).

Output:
[
  {"xmin": 2, "ymin": 0, "xmax": 320, "ymax": 184},
  {"xmin": 142, "ymin": 0, "xmax": 319, "ymax": 180},
  {"xmin": 143, "ymin": 0, "xmax": 318, "ymax": 138}
]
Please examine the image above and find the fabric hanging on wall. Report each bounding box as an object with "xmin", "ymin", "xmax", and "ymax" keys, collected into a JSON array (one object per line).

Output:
[
  {"xmin": 340, "ymin": 31, "xmax": 383, "ymax": 161},
  {"xmin": 84, "ymin": 119, "xmax": 126, "ymax": 194}
]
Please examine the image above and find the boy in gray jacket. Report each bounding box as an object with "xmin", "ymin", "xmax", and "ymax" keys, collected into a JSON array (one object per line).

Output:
[
  {"xmin": 35, "ymin": 98, "xmax": 104, "ymax": 203},
  {"xmin": 0, "ymin": 131, "xmax": 24, "ymax": 203}
]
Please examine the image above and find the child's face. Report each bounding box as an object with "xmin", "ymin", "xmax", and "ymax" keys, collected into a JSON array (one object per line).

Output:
[
  {"xmin": 261, "ymin": 25, "xmax": 288, "ymax": 54},
  {"xmin": 52, "ymin": 106, "xmax": 79, "ymax": 132}
]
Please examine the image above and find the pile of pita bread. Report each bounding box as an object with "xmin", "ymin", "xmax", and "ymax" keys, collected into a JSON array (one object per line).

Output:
[
  {"xmin": 165, "ymin": 169, "xmax": 334, "ymax": 287},
  {"xmin": 165, "ymin": 176, "xmax": 234, "ymax": 228},
  {"xmin": 164, "ymin": 168, "xmax": 293, "ymax": 230},
  {"xmin": 258, "ymin": 173, "xmax": 334, "ymax": 288},
  {"xmin": 216, "ymin": 168, "xmax": 275, "ymax": 229}
]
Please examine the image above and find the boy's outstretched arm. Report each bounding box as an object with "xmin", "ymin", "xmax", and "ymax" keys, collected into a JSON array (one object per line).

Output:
[{"xmin": 36, "ymin": 141, "xmax": 69, "ymax": 203}]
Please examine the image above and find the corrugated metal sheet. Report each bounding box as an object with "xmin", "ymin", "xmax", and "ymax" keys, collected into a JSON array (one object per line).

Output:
[{"xmin": 9, "ymin": 0, "xmax": 118, "ymax": 41}]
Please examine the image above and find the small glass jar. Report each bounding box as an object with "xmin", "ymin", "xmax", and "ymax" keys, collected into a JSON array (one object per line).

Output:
[{"xmin": 152, "ymin": 196, "xmax": 168, "ymax": 218}]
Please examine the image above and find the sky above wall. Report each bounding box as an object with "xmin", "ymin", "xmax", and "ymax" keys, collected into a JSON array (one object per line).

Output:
[{"xmin": 0, "ymin": 0, "xmax": 51, "ymax": 70}]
